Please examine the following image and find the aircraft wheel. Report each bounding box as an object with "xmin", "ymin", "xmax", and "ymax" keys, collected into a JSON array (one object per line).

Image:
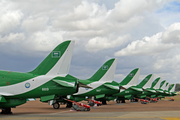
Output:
[
  {"xmin": 1, "ymin": 108, "xmax": 12, "ymax": 114},
  {"xmin": 66, "ymin": 102, "xmax": 72, "ymax": 108},
  {"xmin": 116, "ymin": 99, "xmax": 120, "ymax": 103},
  {"xmin": 102, "ymin": 100, "xmax": 107, "ymax": 105},
  {"xmin": 53, "ymin": 102, "xmax": 60, "ymax": 109},
  {"xmin": 121, "ymin": 100, "xmax": 125, "ymax": 103}
]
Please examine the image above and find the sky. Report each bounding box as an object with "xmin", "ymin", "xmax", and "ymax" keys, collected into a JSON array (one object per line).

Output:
[{"xmin": 0, "ymin": 0, "xmax": 180, "ymax": 84}]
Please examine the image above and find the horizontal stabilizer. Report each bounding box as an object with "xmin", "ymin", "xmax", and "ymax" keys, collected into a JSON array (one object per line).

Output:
[
  {"xmin": 156, "ymin": 89, "xmax": 164, "ymax": 93},
  {"xmin": 0, "ymin": 95, "xmax": 7, "ymax": 102},
  {"xmin": 79, "ymin": 82, "xmax": 92, "ymax": 89},
  {"xmin": 53, "ymin": 79, "xmax": 75, "ymax": 88},
  {"xmin": 103, "ymin": 83, "xmax": 119, "ymax": 90},
  {"xmin": 130, "ymin": 86, "xmax": 143, "ymax": 92},
  {"xmin": 96, "ymin": 94, "xmax": 105, "ymax": 99},
  {"xmin": 40, "ymin": 95, "xmax": 55, "ymax": 102},
  {"xmin": 145, "ymin": 89, "xmax": 156, "ymax": 93}
]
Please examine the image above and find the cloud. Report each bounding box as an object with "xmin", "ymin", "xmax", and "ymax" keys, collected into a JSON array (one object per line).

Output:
[
  {"xmin": 0, "ymin": 0, "xmax": 179, "ymax": 84},
  {"xmin": 0, "ymin": 33, "xmax": 25, "ymax": 43},
  {"xmin": 85, "ymin": 34, "xmax": 130, "ymax": 52},
  {"xmin": 21, "ymin": 16, "xmax": 49, "ymax": 33},
  {"xmin": 0, "ymin": 1, "xmax": 23, "ymax": 34},
  {"xmin": 162, "ymin": 22, "xmax": 180, "ymax": 43},
  {"xmin": 114, "ymin": 22, "xmax": 180, "ymax": 56}
]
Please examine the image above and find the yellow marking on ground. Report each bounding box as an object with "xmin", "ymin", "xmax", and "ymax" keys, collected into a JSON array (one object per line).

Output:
[{"xmin": 161, "ymin": 118, "xmax": 180, "ymax": 120}]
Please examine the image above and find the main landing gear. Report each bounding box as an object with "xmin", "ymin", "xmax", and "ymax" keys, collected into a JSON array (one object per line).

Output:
[
  {"xmin": 53, "ymin": 102, "xmax": 60, "ymax": 109},
  {"xmin": 66, "ymin": 102, "xmax": 72, "ymax": 108},
  {"xmin": 101, "ymin": 100, "xmax": 107, "ymax": 105},
  {"xmin": 1, "ymin": 107, "xmax": 12, "ymax": 114}
]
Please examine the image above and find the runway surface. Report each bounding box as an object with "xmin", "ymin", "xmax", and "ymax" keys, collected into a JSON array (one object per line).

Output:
[{"xmin": 1, "ymin": 96, "xmax": 180, "ymax": 120}]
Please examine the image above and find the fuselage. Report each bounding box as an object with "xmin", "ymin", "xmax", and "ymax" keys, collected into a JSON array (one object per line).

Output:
[
  {"xmin": 0, "ymin": 70, "xmax": 77, "ymax": 99},
  {"xmin": 73, "ymin": 80, "xmax": 119, "ymax": 97}
]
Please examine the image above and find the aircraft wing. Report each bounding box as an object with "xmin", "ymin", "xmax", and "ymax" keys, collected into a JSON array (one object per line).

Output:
[
  {"xmin": 144, "ymin": 89, "xmax": 156, "ymax": 93},
  {"xmin": 52, "ymin": 79, "xmax": 75, "ymax": 88},
  {"xmin": 156, "ymin": 89, "xmax": 164, "ymax": 93}
]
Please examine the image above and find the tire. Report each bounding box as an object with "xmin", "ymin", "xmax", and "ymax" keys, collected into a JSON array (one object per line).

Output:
[
  {"xmin": 1, "ymin": 108, "xmax": 12, "ymax": 114},
  {"xmin": 116, "ymin": 100, "xmax": 120, "ymax": 103},
  {"xmin": 53, "ymin": 102, "xmax": 60, "ymax": 109}
]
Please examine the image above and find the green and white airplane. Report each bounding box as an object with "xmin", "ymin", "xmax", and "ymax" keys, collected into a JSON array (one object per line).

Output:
[
  {"xmin": 96, "ymin": 68, "xmax": 140, "ymax": 103},
  {"xmin": 168, "ymin": 84, "xmax": 177, "ymax": 96},
  {"xmin": 63, "ymin": 58, "xmax": 120, "ymax": 106},
  {"xmin": 156, "ymin": 80, "xmax": 167, "ymax": 98},
  {"xmin": 142, "ymin": 77, "xmax": 162, "ymax": 98},
  {"xmin": 0, "ymin": 40, "xmax": 80, "ymax": 114},
  {"xmin": 114, "ymin": 74, "xmax": 154, "ymax": 103}
]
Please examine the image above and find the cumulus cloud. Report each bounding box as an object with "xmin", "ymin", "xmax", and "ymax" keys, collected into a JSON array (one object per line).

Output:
[
  {"xmin": 162, "ymin": 22, "xmax": 180, "ymax": 43},
  {"xmin": 0, "ymin": 33, "xmax": 25, "ymax": 43},
  {"xmin": 114, "ymin": 22, "xmax": 180, "ymax": 56},
  {"xmin": 0, "ymin": 1, "xmax": 23, "ymax": 34},
  {"xmin": 21, "ymin": 16, "xmax": 49, "ymax": 33},
  {"xmin": 86, "ymin": 35, "xmax": 130, "ymax": 52},
  {"xmin": 0, "ymin": 0, "xmax": 179, "ymax": 83}
]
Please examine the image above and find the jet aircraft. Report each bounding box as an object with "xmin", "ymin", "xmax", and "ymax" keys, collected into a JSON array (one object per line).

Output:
[{"xmin": 0, "ymin": 40, "xmax": 79, "ymax": 114}]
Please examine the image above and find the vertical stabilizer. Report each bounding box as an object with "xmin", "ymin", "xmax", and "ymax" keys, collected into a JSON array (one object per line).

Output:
[
  {"xmin": 169, "ymin": 84, "xmax": 176, "ymax": 92},
  {"xmin": 136, "ymin": 74, "xmax": 153, "ymax": 88},
  {"xmin": 160, "ymin": 80, "xmax": 166, "ymax": 90},
  {"xmin": 29, "ymin": 40, "xmax": 75, "ymax": 76},
  {"xmin": 152, "ymin": 77, "xmax": 161, "ymax": 89},
  {"xmin": 142, "ymin": 74, "xmax": 154, "ymax": 89},
  {"xmin": 88, "ymin": 58, "xmax": 117, "ymax": 82},
  {"xmin": 165, "ymin": 83, "xmax": 169, "ymax": 91},
  {"xmin": 120, "ymin": 68, "xmax": 140, "ymax": 88}
]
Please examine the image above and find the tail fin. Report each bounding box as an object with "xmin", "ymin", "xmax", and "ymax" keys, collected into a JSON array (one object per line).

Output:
[
  {"xmin": 142, "ymin": 74, "xmax": 154, "ymax": 89},
  {"xmin": 120, "ymin": 68, "xmax": 140, "ymax": 88},
  {"xmin": 160, "ymin": 80, "xmax": 166, "ymax": 90},
  {"xmin": 169, "ymin": 84, "xmax": 176, "ymax": 92},
  {"xmin": 87, "ymin": 58, "xmax": 117, "ymax": 82},
  {"xmin": 165, "ymin": 82, "xmax": 169, "ymax": 91},
  {"xmin": 29, "ymin": 40, "xmax": 75, "ymax": 76},
  {"xmin": 136, "ymin": 74, "xmax": 153, "ymax": 88},
  {"xmin": 151, "ymin": 77, "xmax": 162, "ymax": 89}
]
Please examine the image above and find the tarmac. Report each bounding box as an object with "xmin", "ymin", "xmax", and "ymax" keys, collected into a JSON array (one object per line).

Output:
[{"xmin": 1, "ymin": 96, "xmax": 180, "ymax": 120}]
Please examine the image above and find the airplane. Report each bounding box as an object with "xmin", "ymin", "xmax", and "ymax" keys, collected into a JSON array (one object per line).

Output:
[
  {"xmin": 0, "ymin": 40, "xmax": 80, "ymax": 114},
  {"xmin": 61, "ymin": 58, "xmax": 120, "ymax": 107},
  {"xmin": 96, "ymin": 68, "xmax": 140, "ymax": 103},
  {"xmin": 163, "ymin": 82, "xmax": 170, "ymax": 96},
  {"xmin": 114, "ymin": 74, "xmax": 154, "ymax": 103},
  {"xmin": 155, "ymin": 80, "xmax": 167, "ymax": 98},
  {"xmin": 143, "ymin": 77, "xmax": 162, "ymax": 98},
  {"xmin": 168, "ymin": 84, "xmax": 177, "ymax": 96}
]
